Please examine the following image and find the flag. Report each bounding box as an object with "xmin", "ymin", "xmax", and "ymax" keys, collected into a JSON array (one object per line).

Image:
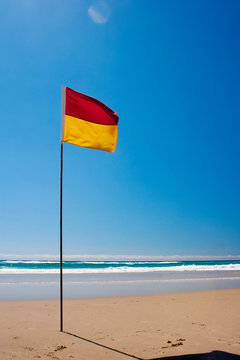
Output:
[{"xmin": 61, "ymin": 86, "xmax": 119, "ymax": 153}]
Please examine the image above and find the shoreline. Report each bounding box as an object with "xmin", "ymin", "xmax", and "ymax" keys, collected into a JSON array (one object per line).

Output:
[
  {"xmin": 1, "ymin": 270, "xmax": 240, "ymax": 300},
  {"xmin": 1, "ymin": 288, "xmax": 240, "ymax": 359}
]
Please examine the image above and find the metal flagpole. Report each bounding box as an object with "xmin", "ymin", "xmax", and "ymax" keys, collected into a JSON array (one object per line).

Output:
[
  {"xmin": 60, "ymin": 86, "xmax": 66, "ymax": 332},
  {"xmin": 60, "ymin": 142, "xmax": 63, "ymax": 332}
]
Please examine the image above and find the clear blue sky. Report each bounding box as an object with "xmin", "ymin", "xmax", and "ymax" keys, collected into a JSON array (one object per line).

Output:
[{"xmin": 0, "ymin": 0, "xmax": 239, "ymax": 258}]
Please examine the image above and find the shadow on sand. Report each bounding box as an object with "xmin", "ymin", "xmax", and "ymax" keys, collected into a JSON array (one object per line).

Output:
[
  {"xmin": 63, "ymin": 332, "xmax": 239, "ymax": 360},
  {"xmin": 149, "ymin": 351, "xmax": 240, "ymax": 359}
]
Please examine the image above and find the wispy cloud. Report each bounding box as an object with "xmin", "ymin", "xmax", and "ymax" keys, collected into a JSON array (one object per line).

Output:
[{"xmin": 88, "ymin": 1, "xmax": 111, "ymax": 24}]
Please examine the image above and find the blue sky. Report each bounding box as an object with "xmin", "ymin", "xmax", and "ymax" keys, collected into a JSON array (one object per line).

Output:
[{"xmin": 0, "ymin": 0, "xmax": 239, "ymax": 259}]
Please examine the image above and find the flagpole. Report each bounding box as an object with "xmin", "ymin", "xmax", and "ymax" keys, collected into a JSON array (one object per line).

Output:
[
  {"xmin": 60, "ymin": 142, "xmax": 63, "ymax": 332},
  {"xmin": 60, "ymin": 86, "xmax": 66, "ymax": 332}
]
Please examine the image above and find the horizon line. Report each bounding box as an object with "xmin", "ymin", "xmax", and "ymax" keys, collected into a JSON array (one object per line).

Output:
[{"xmin": 1, "ymin": 253, "xmax": 240, "ymax": 261}]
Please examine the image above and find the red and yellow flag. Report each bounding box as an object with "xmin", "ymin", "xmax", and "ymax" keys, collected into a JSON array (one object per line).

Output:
[{"xmin": 61, "ymin": 87, "xmax": 119, "ymax": 153}]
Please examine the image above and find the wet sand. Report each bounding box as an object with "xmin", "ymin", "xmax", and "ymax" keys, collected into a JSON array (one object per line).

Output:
[
  {"xmin": 0, "ymin": 289, "xmax": 240, "ymax": 359},
  {"xmin": 1, "ymin": 270, "xmax": 240, "ymax": 300}
]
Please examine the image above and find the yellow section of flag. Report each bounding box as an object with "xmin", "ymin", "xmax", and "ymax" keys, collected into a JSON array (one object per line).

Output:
[{"xmin": 64, "ymin": 115, "xmax": 118, "ymax": 152}]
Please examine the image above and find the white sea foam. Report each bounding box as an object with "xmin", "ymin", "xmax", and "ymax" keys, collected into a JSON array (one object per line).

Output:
[
  {"xmin": 1, "ymin": 260, "xmax": 178, "ymax": 265},
  {"xmin": 79, "ymin": 261, "xmax": 179, "ymax": 265},
  {"xmin": 2, "ymin": 260, "xmax": 59, "ymax": 264},
  {"xmin": 1, "ymin": 264, "xmax": 240, "ymax": 274}
]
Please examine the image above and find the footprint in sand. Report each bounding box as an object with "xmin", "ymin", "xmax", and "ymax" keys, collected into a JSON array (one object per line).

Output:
[
  {"xmin": 54, "ymin": 345, "xmax": 67, "ymax": 352},
  {"xmin": 136, "ymin": 330, "xmax": 147, "ymax": 334},
  {"xmin": 162, "ymin": 340, "xmax": 184, "ymax": 348},
  {"xmin": 46, "ymin": 352, "xmax": 59, "ymax": 359},
  {"xmin": 172, "ymin": 342, "xmax": 183, "ymax": 347},
  {"xmin": 23, "ymin": 346, "xmax": 34, "ymax": 351}
]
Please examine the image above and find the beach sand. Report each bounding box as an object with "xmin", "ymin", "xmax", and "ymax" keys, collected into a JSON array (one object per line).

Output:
[{"xmin": 0, "ymin": 289, "xmax": 239, "ymax": 360}]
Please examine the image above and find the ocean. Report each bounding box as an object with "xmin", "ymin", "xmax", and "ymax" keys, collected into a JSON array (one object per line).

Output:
[
  {"xmin": 1, "ymin": 259, "xmax": 240, "ymax": 274},
  {"xmin": 1, "ymin": 259, "xmax": 240, "ymax": 300}
]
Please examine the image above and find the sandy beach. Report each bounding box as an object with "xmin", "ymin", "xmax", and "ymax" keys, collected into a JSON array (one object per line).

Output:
[{"xmin": 1, "ymin": 288, "xmax": 240, "ymax": 359}]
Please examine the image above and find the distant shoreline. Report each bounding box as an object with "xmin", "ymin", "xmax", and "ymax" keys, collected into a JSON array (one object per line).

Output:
[{"xmin": 1, "ymin": 269, "xmax": 240, "ymax": 300}]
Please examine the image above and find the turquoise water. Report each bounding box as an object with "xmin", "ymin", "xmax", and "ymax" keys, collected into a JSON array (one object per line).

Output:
[
  {"xmin": 1, "ymin": 259, "xmax": 240, "ymax": 299},
  {"xmin": 1, "ymin": 259, "xmax": 240, "ymax": 274}
]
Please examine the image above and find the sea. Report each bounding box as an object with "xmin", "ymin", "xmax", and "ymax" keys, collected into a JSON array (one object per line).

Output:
[
  {"xmin": 1, "ymin": 259, "xmax": 240, "ymax": 300},
  {"xmin": 1, "ymin": 259, "xmax": 240, "ymax": 274}
]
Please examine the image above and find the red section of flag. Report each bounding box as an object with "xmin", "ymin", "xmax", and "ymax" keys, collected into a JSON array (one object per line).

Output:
[{"xmin": 65, "ymin": 87, "xmax": 119, "ymax": 126}]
